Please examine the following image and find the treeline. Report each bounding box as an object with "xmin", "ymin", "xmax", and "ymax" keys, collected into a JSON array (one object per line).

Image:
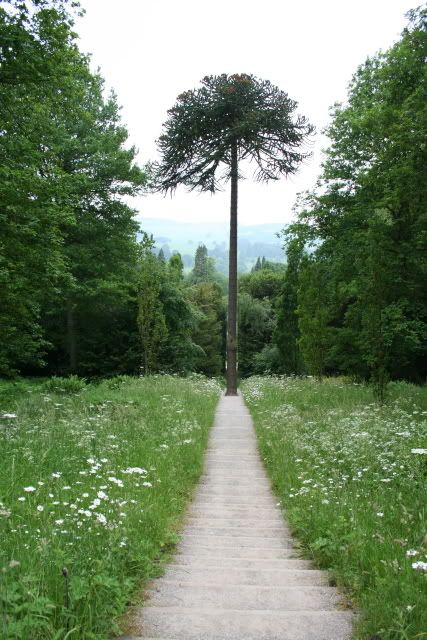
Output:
[
  {"xmin": 248, "ymin": 7, "xmax": 426, "ymax": 397},
  {"xmin": 0, "ymin": 0, "xmax": 145, "ymax": 376},
  {"xmin": 1, "ymin": 1, "xmax": 425, "ymax": 393}
]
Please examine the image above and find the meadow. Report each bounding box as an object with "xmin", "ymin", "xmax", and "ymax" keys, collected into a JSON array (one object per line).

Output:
[
  {"xmin": 241, "ymin": 376, "xmax": 427, "ymax": 640},
  {"xmin": 0, "ymin": 374, "xmax": 221, "ymax": 639}
]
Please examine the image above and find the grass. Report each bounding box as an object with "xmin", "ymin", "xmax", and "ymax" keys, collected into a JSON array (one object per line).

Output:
[
  {"xmin": 241, "ymin": 376, "xmax": 427, "ymax": 640},
  {"xmin": 0, "ymin": 374, "xmax": 222, "ymax": 639}
]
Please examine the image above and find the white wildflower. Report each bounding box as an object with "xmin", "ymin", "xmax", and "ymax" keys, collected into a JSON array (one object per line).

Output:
[
  {"xmin": 36, "ymin": 505, "xmax": 44, "ymax": 512},
  {"xmin": 411, "ymin": 448, "xmax": 427, "ymax": 455},
  {"xmin": 95, "ymin": 513, "xmax": 107, "ymax": 525},
  {"xmin": 23, "ymin": 486, "xmax": 36, "ymax": 493},
  {"xmin": 412, "ymin": 561, "xmax": 427, "ymax": 571}
]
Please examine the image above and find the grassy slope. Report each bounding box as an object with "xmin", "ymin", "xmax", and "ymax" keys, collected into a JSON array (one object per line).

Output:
[
  {"xmin": 241, "ymin": 376, "xmax": 427, "ymax": 640},
  {"xmin": 0, "ymin": 374, "xmax": 221, "ymax": 639}
]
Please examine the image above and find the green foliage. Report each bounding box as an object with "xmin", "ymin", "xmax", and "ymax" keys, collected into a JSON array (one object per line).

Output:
[
  {"xmin": 0, "ymin": 0, "xmax": 145, "ymax": 378},
  {"xmin": 279, "ymin": 9, "xmax": 426, "ymax": 394},
  {"xmin": 297, "ymin": 259, "xmax": 331, "ymax": 380},
  {"xmin": 274, "ymin": 236, "xmax": 306, "ymax": 374},
  {"xmin": 242, "ymin": 376, "xmax": 427, "ymax": 639},
  {"xmin": 0, "ymin": 375, "xmax": 222, "ymax": 639},
  {"xmin": 137, "ymin": 238, "xmax": 168, "ymax": 374},
  {"xmin": 154, "ymin": 73, "xmax": 314, "ymax": 194},
  {"xmin": 189, "ymin": 283, "xmax": 224, "ymax": 376},
  {"xmin": 238, "ymin": 292, "xmax": 276, "ymax": 377},
  {"xmin": 42, "ymin": 375, "xmax": 87, "ymax": 395}
]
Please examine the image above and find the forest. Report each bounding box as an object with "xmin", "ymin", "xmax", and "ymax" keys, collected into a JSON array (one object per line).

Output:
[{"xmin": 0, "ymin": 0, "xmax": 426, "ymax": 395}]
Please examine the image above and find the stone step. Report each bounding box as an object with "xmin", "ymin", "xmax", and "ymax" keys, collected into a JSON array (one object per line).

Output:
[
  {"xmin": 160, "ymin": 566, "xmax": 328, "ymax": 587},
  {"xmin": 175, "ymin": 545, "xmax": 296, "ymax": 559},
  {"xmin": 170, "ymin": 556, "xmax": 310, "ymax": 570},
  {"xmin": 201, "ymin": 473, "xmax": 267, "ymax": 480},
  {"xmin": 185, "ymin": 517, "xmax": 284, "ymax": 528},
  {"xmin": 178, "ymin": 534, "xmax": 292, "ymax": 549},
  {"xmin": 193, "ymin": 497, "xmax": 276, "ymax": 507},
  {"xmin": 188, "ymin": 506, "xmax": 282, "ymax": 518},
  {"xmin": 145, "ymin": 583, "xmax": 342, "ymax": 611},
  {"xmin": 195, "ymin": 487, "xmax": 272, "ymax": 497},
  {"xmin": 181, "ymin": 525, "xmax": 287, "ymax": 538},
  {"xmin": 132, "ymin": 607, "xmax": 353, "ymax": 640}
]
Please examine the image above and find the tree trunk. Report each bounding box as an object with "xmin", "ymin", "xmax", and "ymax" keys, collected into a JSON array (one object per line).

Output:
[
  {"xmin": 226, "ymin": 142, "xmax": 238, "ymax": 395},
  {"xmin": 66, "ymin": 298, "xmax": 77, "ymax": 373}
]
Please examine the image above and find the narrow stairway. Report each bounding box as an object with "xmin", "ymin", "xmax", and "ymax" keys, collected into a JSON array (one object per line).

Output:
[{"xmin": 121, "ymin": 394, "xmax": 354, "ymax": 640}]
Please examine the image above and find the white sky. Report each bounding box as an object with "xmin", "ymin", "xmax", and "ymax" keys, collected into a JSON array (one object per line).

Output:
[{"xmin": 76, "ymin": 0, "xmax": 415, "ymax": 226}]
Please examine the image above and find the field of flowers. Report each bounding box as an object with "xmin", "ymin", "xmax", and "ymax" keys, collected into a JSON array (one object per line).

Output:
[
  {"xmin": 241, "ymin": 376, "xmax": 427, "ymax": 640},
  {"xmin": 0, "ymin": 374, "xmax": 221, "ymax": 639}
]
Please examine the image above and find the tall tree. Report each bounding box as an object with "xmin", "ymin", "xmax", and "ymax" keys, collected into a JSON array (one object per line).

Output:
[
  {"xmin": 190, "ymin": 244, "xmax": 209, "ymax": 283},
  {"xmin": 154, "ymin": 74, "xmax": 313, "ymax": 394},
  {"xmin": 137, "ymin": 236, "xmax": 167, "ymax": 374}
]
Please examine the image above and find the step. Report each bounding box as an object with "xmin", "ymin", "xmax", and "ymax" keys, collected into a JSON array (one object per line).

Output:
[
  {"xmin": 131, "ymin": 607, "xmax": 353, "ymax": 640},
  {"xmin": 160, "ymin": 566, "xmax": 328, "ymax": 587},
  {"xmin": 196, "ymin": 488, "xmax": 273, "ymax": 497},
  {"xmin": 175, "ymin": 545, "xmax": 296, "ymax": 559},
  {"xmin": 185, "ymin": 517, "xmax": 285, "ymax": 528},
  {"xmin": 188, "ymin": 506, "xmax": 283, "ymax": 517},
  {"xmin": 182, "ymin": 525, "xmax": 286, "ymax": 538},
  {"xmin": 178, "ymin": 535, "xmax": 292, "ymax": 550},
  {"xmin": 193, "ymin": 497, "xmax": 276, "ymax": 508},
  {"xmin": 170, "ymin": 557, "xmax": 310, "ymax": 570},
  {"xmin": 145, "ymin": 583, "xmax": 342, "ymax": 611}
]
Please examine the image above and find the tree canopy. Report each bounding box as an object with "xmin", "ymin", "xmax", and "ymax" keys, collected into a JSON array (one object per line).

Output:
[{"xmin": 154, "ymin": 73, "xmax": 314, "ymax": 193}]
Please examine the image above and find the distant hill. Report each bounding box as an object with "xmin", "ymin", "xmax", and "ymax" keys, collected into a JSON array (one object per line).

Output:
[{"xmin": 138, "ymin": 218, "xmax": 285, "ymax": 273}]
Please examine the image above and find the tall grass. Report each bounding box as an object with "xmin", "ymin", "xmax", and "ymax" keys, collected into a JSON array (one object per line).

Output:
[
  {"xmin": 0, "ymin": 374, "xmax": 221, "ymax": 639},
  {"xmin": 241, "ymin": 376, "xmax": 427, "ymax": 640}
]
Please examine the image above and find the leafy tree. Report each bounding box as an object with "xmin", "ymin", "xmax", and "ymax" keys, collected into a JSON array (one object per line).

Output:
[
  {"xmin": 190, "ymin": 244, "xmax": 209, "ymax": 283},
  {"xmin": 288, "ymin": 7, "xmax": 427, "ymax": 393},
  {"xmin": 158, "ymin": 254, "xmax": 202, "ymax": 373},
  {"xmin": 297, "ymin": 259, "xmax": 331, "ymax": 380},
  {"xmin": 137, "ymin": 237, "xmax": 167, "ymax": 374},
  {"xmin": 0, "ymin": 0, "xmax": 82, "ymax": 374},
  {"xmin": 239, "ymin": 268, "xmax": 285, "ymax": 300},
  {"xmin": 0, "ymin": 0, "xmax": 145, "ymax": 376},
  {"xmin": 238, "ymin": 292, "xmax": 276, "ymax": 377},
  {"xmin": 274, "ymin": 234, "xmax": 306, "ymax": 374},
  {"xmin": 189, "ymin": 283, "xmax": 224, "ymax": 376},
  {"xmin": 154, "ymin": 73, "xmax": 313, "ymax": 394}
]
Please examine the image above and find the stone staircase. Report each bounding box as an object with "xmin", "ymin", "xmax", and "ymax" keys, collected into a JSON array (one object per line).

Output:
[{"xmin": 121, "ymin": 394, "xmax": 354, "ymax": 640}]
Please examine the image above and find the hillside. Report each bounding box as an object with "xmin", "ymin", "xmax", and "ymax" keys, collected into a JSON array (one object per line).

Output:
[{"xmin": 139, "ymin": 218, "xmax": 285, "ymax": 272}]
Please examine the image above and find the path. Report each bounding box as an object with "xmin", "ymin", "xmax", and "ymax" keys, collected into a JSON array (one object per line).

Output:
[{"xmin": 121, "ymin": 394, "xmax": 354, "ymax": 640}]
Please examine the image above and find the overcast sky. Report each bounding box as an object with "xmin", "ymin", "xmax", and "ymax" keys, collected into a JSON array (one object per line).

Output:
[{"xmin": 76, "ymin": 0, "xmax": 415, "ymax": 226}]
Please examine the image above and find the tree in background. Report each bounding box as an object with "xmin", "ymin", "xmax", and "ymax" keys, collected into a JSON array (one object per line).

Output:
[
  {"xmin": 191, "ymin": 245, "xmax": 210, "ymax": 283},
  {"xmin": 274, "ymin": 235, "xmax": 306, "ymax": 375},
  {"xmin": 297, "ymin": 259, "xmax": 331, "ymax": 380},
  {"xmin": 159, "ymin": 254, "xmax": 202, "ymax": 373},
  {"xmin": 137, "ymin": 236, "xmax": 167, "ymax": 374},
  {"xmin": 154, "ymin": 73, "xmax": 313, "ymax": 394},
  {"xmin": 189, "ymin": 283, "xmax": 224, "ymax": 376}
]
